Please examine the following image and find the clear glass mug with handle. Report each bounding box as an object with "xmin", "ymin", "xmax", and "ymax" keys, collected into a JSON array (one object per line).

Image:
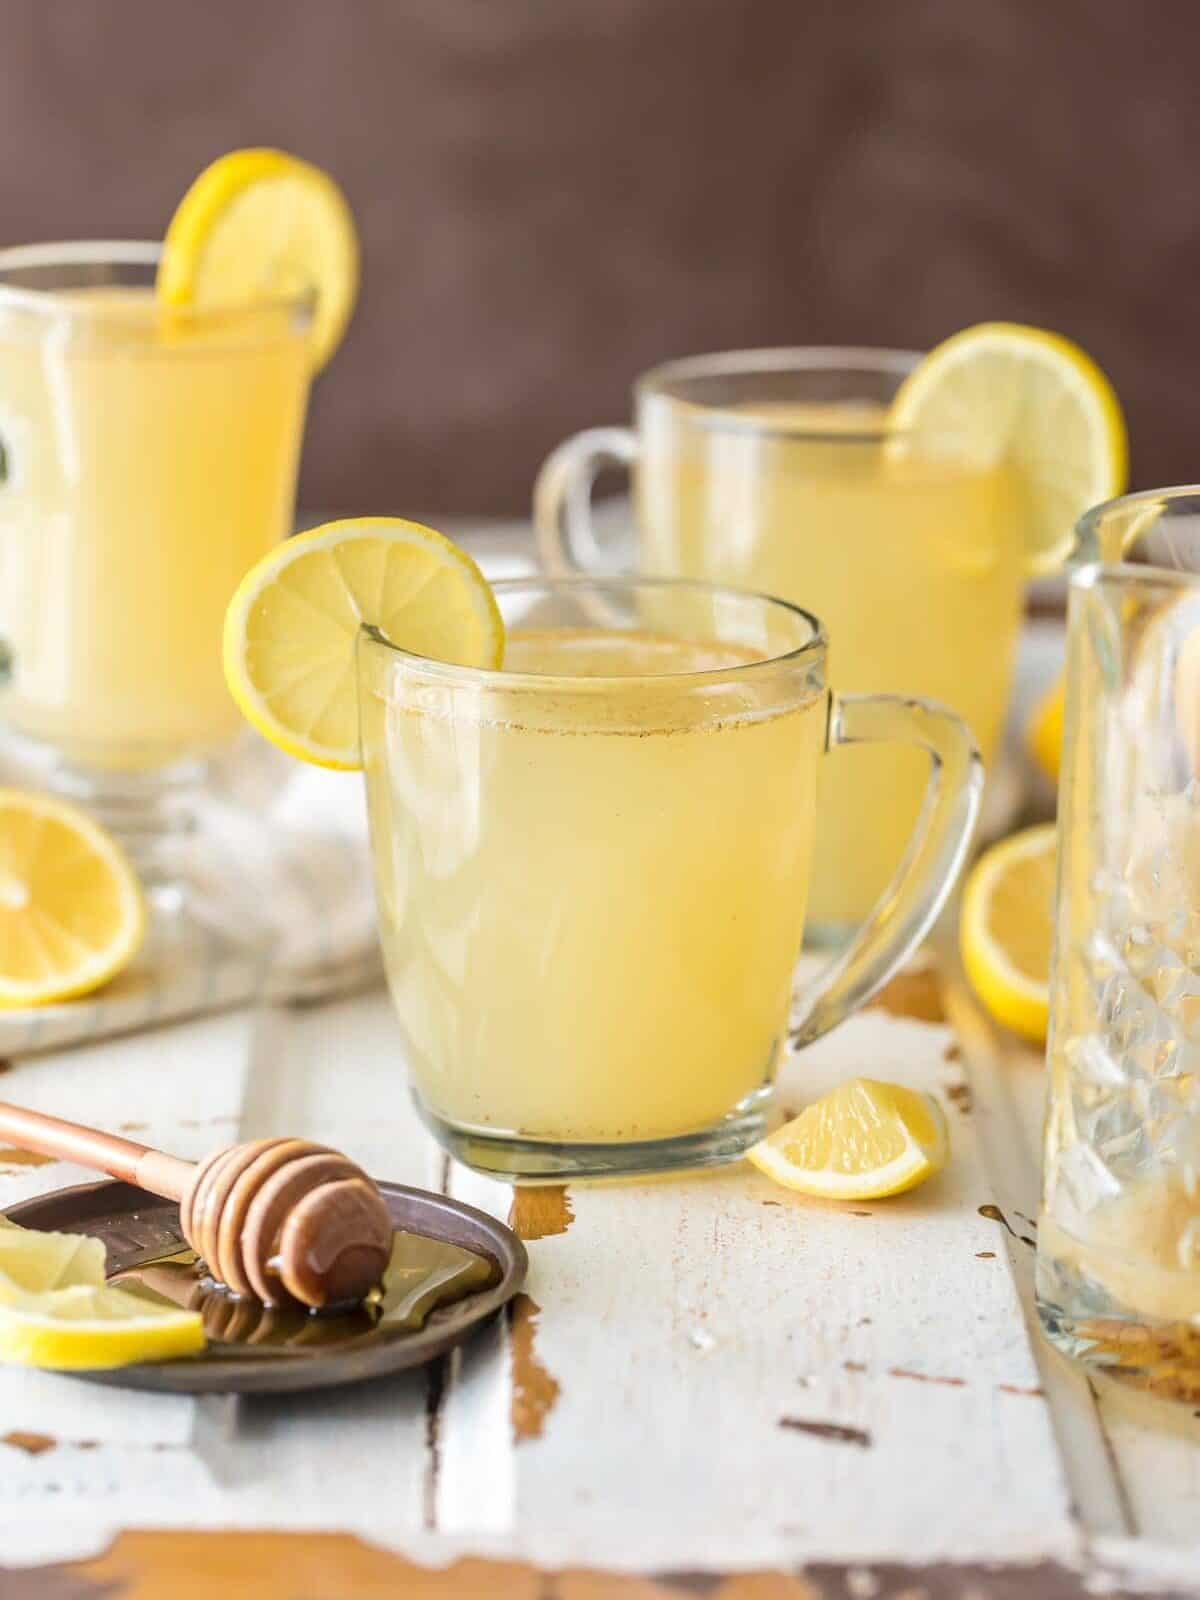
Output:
[
  {"xmin": 534, "ymin": 349, "xmax": 1025, "ymax": 942},
  {"xmin": 1038, "ymin": 487, "xmax": 1200, "ymax": 1403},
  {"xmin": 359, "ymin": 575, "xmax": 982, "ymax": 1181}
]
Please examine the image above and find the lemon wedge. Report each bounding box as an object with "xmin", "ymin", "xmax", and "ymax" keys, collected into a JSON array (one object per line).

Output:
[
  {"xmin": 748, "ymin": 1078, "xmax": 948, "ymax": 1200},
  {"xmin": 0, "ymin": 1223, "xmax": 106, "ymax": 1294},
  {"xmin": 158, "ymin": 147, "xmax": 358, "ymax": 369},
  {"xmin": 0, "ymin": 1283, "xmax": 204, "ymax": 1370},
  {"xmin": 890, "ymin": 322, "xmax": 1127, "ymax": 574},
  {"xmin": 223, "ymin": 517, "xmax": 504, "ymax": 770},
  {"xmin": 0, "ymin": 790, "xmax": 144, "ymax": 1007},
  {"xmin": 0, "ymin": 1219, "xmax": 202, "ymax": 1368},
  {"xmin": 960, "ymin": 823, "xmax": 1057, "ymax": 1042}
]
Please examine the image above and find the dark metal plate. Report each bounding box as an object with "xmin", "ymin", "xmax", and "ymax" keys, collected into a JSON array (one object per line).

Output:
[{"xmin": 5, "ymin": 1179, "xmax": 527, "ymax": 1395}]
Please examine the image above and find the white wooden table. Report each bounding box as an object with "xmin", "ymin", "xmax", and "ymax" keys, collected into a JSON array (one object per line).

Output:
[
  {"xmin": 0, "ymin": 951, "xmax": 1196, "ymax": 1599},
  {"xmin": 0, "ymin": 529, "xmax": 1194, "ymax": 1598}
]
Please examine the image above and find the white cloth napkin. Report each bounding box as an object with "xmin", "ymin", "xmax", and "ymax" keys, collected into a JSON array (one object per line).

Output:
[{"xmin": 0, "ymin": 744, "xmax": 381, "ymax": 1058}]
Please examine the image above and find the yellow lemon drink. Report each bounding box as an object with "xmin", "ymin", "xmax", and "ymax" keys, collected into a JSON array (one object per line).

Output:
[
  {"xmin": 636, "ymin": 391, "xmax": 1023, "ymax": 930},
  {"xmin": 360, "ymin": 603, "xmax": 825, "ymax": 1159},
  {"xmin": 0, "ymin": 260, "xmax": 310, "ymax": 771},
  {"xmin": 538, "ymin": 335, "xmax": 1126, "ymax": 936}
]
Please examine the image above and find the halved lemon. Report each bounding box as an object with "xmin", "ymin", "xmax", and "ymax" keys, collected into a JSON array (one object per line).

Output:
[
  {"xmin": 748, "ymin": 1078, "xmax": 948, "ymax": 1200},
  {"xmin": 158, "ymin": 147, "xmax": 359, "ymax": 369},
  {"xmin": 0, "ymin": 1283, "xmax": 203, "ymax": 1369},
  {"xmin": 890, "ymin": 322, "xmax": 1127, "ymax": 574},
  {"xmin": 223, "ymin": 517, "xmax": 504, "ymax": 770},
  {"xmin": 960, "ymin": 823, "xmax": 1057, "ymax": 1043},
  {"xmin": 0, "ymin": 790, "xmax": 144, "ymax": 1007}
]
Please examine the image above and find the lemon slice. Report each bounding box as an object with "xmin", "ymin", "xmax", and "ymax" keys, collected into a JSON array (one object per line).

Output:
[
  {"xmin": 0, "ymin": 1283, "xmax": 203, "ymax": 1370},
  {"xmin": 0, "ymin": 790, "xmax": 144, "ymax": 1008},
  {"xmin": 158, "ymin": 147, "xmax": 358, "ymax": 369},
  {"xmin": 890, "ymin": 323, "xmax": 1127, "ymax": 574},
  {"xmin": 224, "ymin": 517, "xmax": 504, "ymax": 769},
  {"xmin": 0, "ymin": 1220, "xmax": 202, "ymax": 1368},
  {"xmin": 960, "ymin": 823, "xmax": 1057, "ymax": 1042},
  {"xmin": 748, "ymin": 1078, "xmax": 948, "ymax": 1199},
  {"xmin": 0, "ymin": 1223, "xmax": 106, "ymax": 1295}
]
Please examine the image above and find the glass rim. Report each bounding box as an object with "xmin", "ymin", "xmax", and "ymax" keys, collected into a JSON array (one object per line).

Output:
[
  {"xmin": 635, "ymin": 346, "xmax": 921, "ymax": 442},
  {"xmin": 1076, "ymin": 483, "xmax": 1200, "ymax": 544},
  {"xmin": 0, "ymin": 240, "xmax": 314, "ymax": 324},
  {"xmin": 359, "ymin": 574, "xmax": 827, "ymax": 691},
  {"xmin": 1071, "ymin": 559, "xmax": 1200, "ymax": 596},
  {"xmin": 1074, "ymin": 484, "xmax": 1200, "ymax": 590}
]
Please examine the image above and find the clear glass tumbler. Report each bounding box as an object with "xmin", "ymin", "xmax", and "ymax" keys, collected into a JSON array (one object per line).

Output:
[
  {"xmin": 0, "ymin": 242, "xmax": 312, "ymax": 912},
  {"xmin": 360, "ymin": 576, "xmax": 981, "ymax": 1180},
  {"xmin": 1038, "ymin": 487, "xmax": 1200, "ymax": 1402},
  {"xmin": 534, "ymin": 349, "xmax": 1026, "ymax": 939}
]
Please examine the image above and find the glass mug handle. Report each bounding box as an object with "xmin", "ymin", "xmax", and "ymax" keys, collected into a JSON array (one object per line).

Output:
[
  {"xmin": 792, "ymin": 693, "xmax": 983, "ymax": 1047},
  {"xmin": 535, "ymin": 427, "xmax": 638, "ymax": 575}
]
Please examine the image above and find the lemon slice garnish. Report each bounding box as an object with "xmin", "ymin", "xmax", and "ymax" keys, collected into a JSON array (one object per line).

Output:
[
  {"xmin": 0, "ymin": 1219, "xmax": 203, "ymax": 1369},
  {"xmin": 157, "ymin": 147, "xmax": 358, "ymax": 369},
  {"xmin": 748, "ymin": 1078, "xmax": 948, "ymax": 1200},
  {"xmin": 0, "ymin": 790, "xmax": 144, "ymax": 1008},
  {"xmin": 223, "ymin": 517, "xmax": 504, "ymax": 770},
  {"xmin": 890, "ymin": 322, "xmax": 1127, "ymax": 574},
  {"xmin": 960, "ymin": 823, "xmax": 1057, "ymax": 1043}
]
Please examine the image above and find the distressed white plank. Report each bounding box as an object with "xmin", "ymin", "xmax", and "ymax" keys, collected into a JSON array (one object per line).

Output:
[
  {"xmin": 189, "ymin": 992, "xmax": 442, "ymax": 1538},
  {"xmin": 0, "ymin": 1010, "xmax": 259, "ymax": 1562},
  {"xmin": 944, "ymin": 921, "xmax": 1200, "ymax": 1555},
  {"xmin": 434, "ymin": 1163, "xmax": 517, "ymax": 1539},
  {"xmin": 1090, "ymin": 1379, "xmax": 1200, "ymax": 1550},
  {"xmin": 937, "ymin": 943, "xmax": 1137, "ymax": 1541},
  {"xmin": 439, "ymin": 992, "xmax": 1080, "ymax": 1572}
]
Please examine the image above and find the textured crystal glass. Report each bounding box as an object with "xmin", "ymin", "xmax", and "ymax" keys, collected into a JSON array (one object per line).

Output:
[{"xmin": 1037, "ymin": 488, "xmax": 1200, "ymax": 1402}]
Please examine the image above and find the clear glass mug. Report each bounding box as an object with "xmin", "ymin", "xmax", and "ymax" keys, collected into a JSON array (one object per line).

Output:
[
  {"xmin": 535, "ymin": 349, "xmax": 1025, "ymax": 938},
  {"xmin": 0, "ymin": 243, "xmax": 312, "ymax": 888},
  {"xmin": 1038, "ymin": 487, "xmax": 1200, "ymax": 1403},
  {"xmin": 360, "ymin": 576, "xmax": 982, "ymax": 1180}
]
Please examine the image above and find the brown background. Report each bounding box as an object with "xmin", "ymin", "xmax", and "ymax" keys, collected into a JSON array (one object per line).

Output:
[{"xmin": 0, "ymin": 0, "xmax": 1193, "ymax": 514}]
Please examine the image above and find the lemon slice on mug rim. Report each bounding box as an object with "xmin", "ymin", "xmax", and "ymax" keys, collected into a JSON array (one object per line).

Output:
[
  {"xmin": 223, "ymin": 518, "xmax": 504, "ymax": 770},
  {"xmin": 891, "ymin": 322, "xmax": 1128, "ymax": 575}
]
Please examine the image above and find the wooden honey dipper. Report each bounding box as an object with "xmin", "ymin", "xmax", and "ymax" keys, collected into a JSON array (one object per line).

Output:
[{"xmin": 0, "ymin": 1102, "xmax": 393, "ymax": 1309}]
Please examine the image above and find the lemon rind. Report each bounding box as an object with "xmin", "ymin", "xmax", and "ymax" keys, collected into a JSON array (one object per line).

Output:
[
  {"xmin": 890, "ymin": 321, "xmax": 1128, "ymax": 577},
  {"xmin": 959, "ymin": 824, "xmax": 1056, "ymax": 1043},
  {"xmin": 747, "ymin": 1088, "xmax": 947, "ymax": 1200},
  {"xmin": 223, "ymin": 517, "xmax": 504, "ymax": 771},
  {"xmin": 0, "ymin": 788, "xmax": 144, "ymax": 1008},
  {"xmin": 157, "ymin": 147, "xmax": 359, "ymax": 371}
]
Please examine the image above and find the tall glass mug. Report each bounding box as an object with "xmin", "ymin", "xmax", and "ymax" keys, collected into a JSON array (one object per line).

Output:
[
  {"xmin": 535, "ymin": 350, "xmax": 1025, "ymax": 936},
  {"xmin": 1038, "ymin": 489, "xmax": 1200, "ymax": 1403},
  {"xmin": 360, "ymin": 576, "xmax": 981, "ymax": 1180},
  {"xmin": 0, "ymin": 243, "xmax": 312, "ymax": 873}
]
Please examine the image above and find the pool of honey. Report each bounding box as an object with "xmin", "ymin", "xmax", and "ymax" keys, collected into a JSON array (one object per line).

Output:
[{"xmin": 110, "ymin": 1230, "xmax": 499, "ymax": 1358}]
